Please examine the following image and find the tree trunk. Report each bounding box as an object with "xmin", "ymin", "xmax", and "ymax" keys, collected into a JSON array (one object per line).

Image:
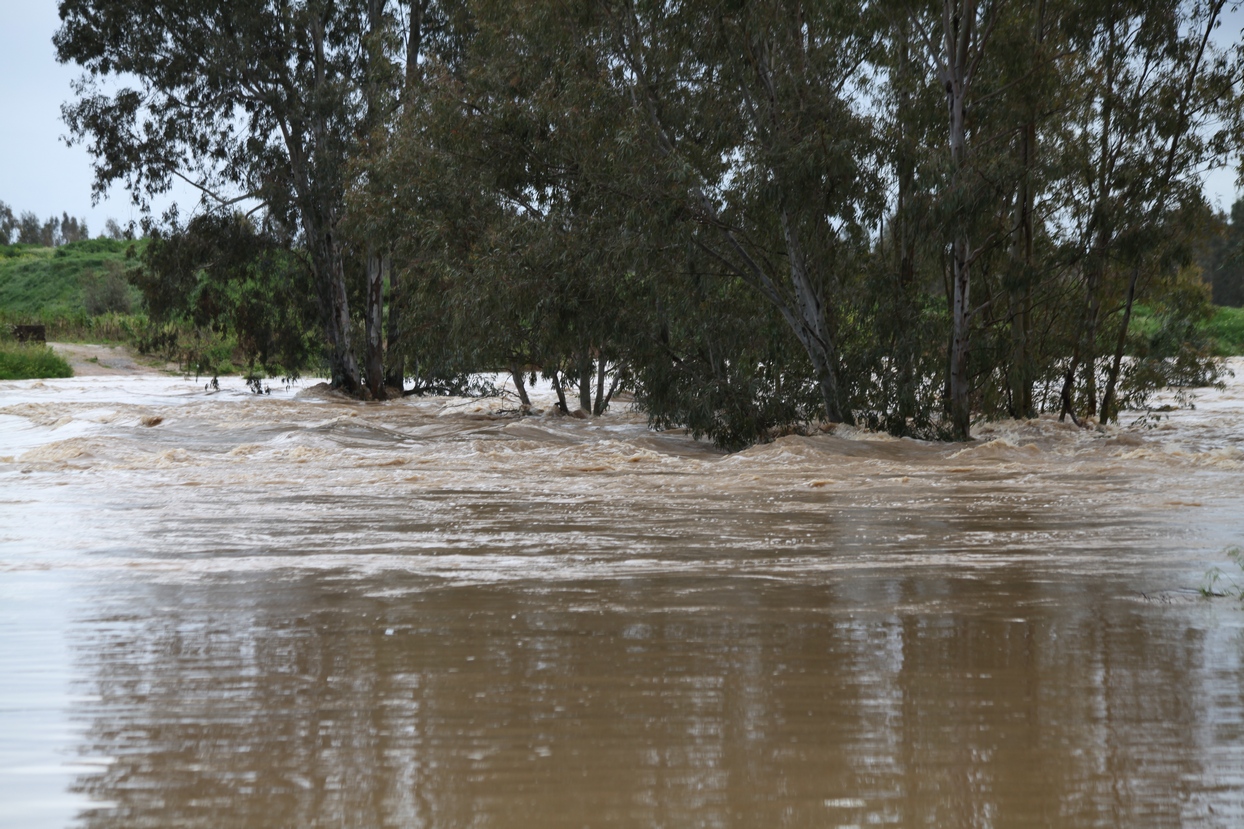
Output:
[
  {"xmin": 577, "ymin": 353, "xmax": 593, "ymax": 413},
  {"xmin": 894, "ymin": 28, "xmax": 919, "ymax": 428},
  {"xmin": 384, "ymin": 259, "xmax": 404, "ymax": 391},
  {"xmin": 949, "ymin": 237, "xmax": 972, "ymax": 440},
  {"xmin": 551, "ymin": 370, "xmax": 570, "ymax": 414},
  {"xmin": 1083, "ymin": 312, "xmax": 1099, "ymax": 418},
  {"xmin": 1099, "ymin": 265, "xmax": 1139, "ymax": 423},
  {"xmin": 942, "ymin": 0, "xmax": 980, "ymax": 441},
  {"xmin": 305, "ymin": 218, "xmax": 361, "ymax": 394},
  {"xmin": 364, "ymin": 248, "xmax": 387, "ymax": 400},
  {"xmin": 1095, "ymin": 3, "xmax": 1222, "ymax": 422},
  {"xmin": 1008, "ymin": 1, "xmax": 1046, "ymax": 420},
  {"xmin": 291, "ymin": 18, "xmax": 359, "ymax": 395},
  {"xmin": 1062, "ymin": 229, "xmax": 1107, "ymax": 423},
  {"xmin": 781, "ymin": 209, "xmax": 844, "ymax": 424},
  {"xmin": 510, "ymin": 367, "xmax": 531, "ymax": 406},
  {"xmin": 593, "ymin": 357, "xmax": 607, "ymax": 416},
  {"xmin": 1058, "ymin": 353, "xmax": 1080, "ymax": 425},
  {"xmin": 1064, "ymin": 9, "xmax": 1116, "ymax": 424},
  {"xmin": 385, "ymin": 1, "xmax": 426, "ymax": 393},
  {"xmin": 1007, "ymin": 66, "xmax": 1038, "ymax": 419}
]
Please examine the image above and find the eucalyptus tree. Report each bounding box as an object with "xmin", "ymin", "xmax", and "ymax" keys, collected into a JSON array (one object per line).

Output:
[
  {"xmin": 1205, "ymin": 197, "xmax": 1244, "ymax": 307},
  {"xmin": 873, "ymin": 0, "xmax": 1063, "ymax": 433},
  {"xmin": 55, "ymin": 0, "xmax": 422, "ymax": 393},
  {"xmin": 885, "ymin": 0, "xmax": 1009, "ymax": 439},
  {"xmin": 990, "ymin": 0, "xmax": 1070, "ymax": 419},
  {"xmin": 601, "ymin": 0, "xmax": 886, "ymax": 425},
  {"xmin": 16, "ymin": 212, "xmax": 43, "ymax": 246},
  {"xmin": 0, "ymin": 202, "xmax": 14, "ymax": 245},
  {"xmin": 359, "ymin": 0, "xmax": 669, "ymax": 414},
  {"xmin": 1055, "ymin": 0, "xmax": 1239, "ymax": 423},
  {"xmin": 353, "ymin": 0, "xmax": 442, "ymax": 398}
]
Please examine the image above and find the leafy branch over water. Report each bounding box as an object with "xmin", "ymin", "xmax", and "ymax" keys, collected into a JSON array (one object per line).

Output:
[{"xmin": 1201, "ymin": 548, "xmax": 1244, "ymax": 600}]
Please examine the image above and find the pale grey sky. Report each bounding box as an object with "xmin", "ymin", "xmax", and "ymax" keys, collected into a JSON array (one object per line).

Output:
[
  {"xmin": 1, "ymin": 2, "xmax": 1240, "ymax": 236},
  {"xmin": 0, "ymin": 2, "xmax": 192, "ymax": 233}
]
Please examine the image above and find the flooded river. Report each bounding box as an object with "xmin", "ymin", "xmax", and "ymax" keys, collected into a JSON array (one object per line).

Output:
[{"xmin": 2, "ymin": 365, "xmax": 1243, "ymax": 828}]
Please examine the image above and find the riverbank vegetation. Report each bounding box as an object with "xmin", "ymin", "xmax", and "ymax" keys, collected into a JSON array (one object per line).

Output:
[
  {"xmin": 0, "ymin": 341, "xmax": 73, "ymax": 381},
  {"xmin": 0, "ymin": 239, "xmax": 142, "ymax": 318},
  {"xmin": 33, "ymin": 0, "xmax": 1244, "ymax": 443},
  {"xmin": 1202, "ymin": 547, "xmax": 1244, "ymax": 601},
  {"xmin": 0, "ymin": 235, "xmax": 302, "ymax": 378}
]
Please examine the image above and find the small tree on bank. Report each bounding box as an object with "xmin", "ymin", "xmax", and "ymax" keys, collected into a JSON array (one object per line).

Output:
[{"xmin": 54, "ymin": 0, "xmax": 424, "ymax": 393}]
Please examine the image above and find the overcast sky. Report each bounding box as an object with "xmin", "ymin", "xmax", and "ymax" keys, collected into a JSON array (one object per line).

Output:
[
  {"xmin": 1, "ymin": 3, "xmax": 1240, "ymax": 236},
  {"xmin": 0, "ymin": 3, "xmax": 183, "ymax": 232}
]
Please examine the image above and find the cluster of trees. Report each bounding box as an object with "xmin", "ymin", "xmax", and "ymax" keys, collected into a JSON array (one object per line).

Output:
[
  {"xmin": 0, "ymin": 200, "xmax": 134, "ymax": 246},
  {"xmin": 0, "ymin": 201, "xmax": 93, "ymax": 246},
  {"xmin": 55, "ymin": 0, "xmax": 1244, "ymax": 443},
  {"xmin": 1203, "ymin": 199, "xmax": 1244, "ymax": 306}
]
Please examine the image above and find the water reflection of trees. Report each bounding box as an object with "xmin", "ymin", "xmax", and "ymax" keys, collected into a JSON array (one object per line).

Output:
[{"xmin": 68, "ymin": 572, "xmax": 1243, "ymax": 828}]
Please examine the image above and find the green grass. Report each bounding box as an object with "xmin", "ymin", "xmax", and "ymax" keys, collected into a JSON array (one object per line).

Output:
[
  {"xmin": 0, "ymin": 239, "xmax": 144, "ymax": 318},
  {"xmin": 0, "ymin": 342, "xmax": 73, "ymax": 380},
  {"xmin": 1129, "ymin": 304, "xmax": 1244, "ymax": 356},
  {"xmin": 1204, "ymin": 305, "xmax": 1244, "ymax": 355}
]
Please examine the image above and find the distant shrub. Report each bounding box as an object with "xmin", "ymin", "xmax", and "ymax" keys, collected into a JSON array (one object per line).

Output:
[
  {"xmin": 1205, "ymin": 306, "xmax": 1244, "ymax": 355},
  {"xmin": 1, "ymin": 244, "xmax": 39, "ymax": 259},
  {"xmin": 57, "ymin": 238, "xmax": 132, "ymax": 256},
  {"xmin": 0, "ymin": 343, "xmax": 73, "ymax": 380},
  {"xmin": 81, "ymin": 261, "xmax": 133, "ymax": 315}
]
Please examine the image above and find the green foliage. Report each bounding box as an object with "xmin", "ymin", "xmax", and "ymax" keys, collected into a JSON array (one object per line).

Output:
[
  {"xmin": 0, "ymin": 244, "xmax": 37, "ymax": 259},
  {"xmin": 82, "ymin": 260, "xmax": 134, "ymax": 315},
  {"xmin": 1202, "ymin": 198, "xmax": 1244, "ymax": 307},
  {"xmin": 126, "ymin": 317, "xmax": 241, "ymax": 377},
  {"xmin": 1203, "ymin": 306, "xmax": 1244, "ymax": 355},
  {"xmin": 51, "ymin": 0, "xmax": 1244, "ymax": 444},
  {"xmin": 0, "ymin": 201, "xmax": 13, "ymax": 245},
  {"xmin": 137, "ymin": 213, "xmax": 320, "ymax": 376},
  {"xmin": 1107, "ymin": 268, "xmax": 1224, "ymax": 411},
  {"xmin": 0, "ymin": 343, "xmax": 73, "ymax": 380},
  {"xmin": 1201, "ymin": 547, "xmax": 1244, "ymax": 600},
  {"xmin": 0, "ymin": 238, "xmax": 142, "ymax": 317},
  {"xmin": 631, "ymin": 265, "xmax": 827, "ymax": 449},
  {"xmin": 54, "ymin": 0, "xmax": 437, "ymax": 391}
]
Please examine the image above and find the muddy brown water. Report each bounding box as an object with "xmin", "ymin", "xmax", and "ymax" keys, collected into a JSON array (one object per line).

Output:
[{"xmin": 2, "ymin": 368, "xmax": 1243, "ymax": 828}]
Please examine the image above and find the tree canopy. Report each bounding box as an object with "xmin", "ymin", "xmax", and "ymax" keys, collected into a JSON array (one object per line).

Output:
[{"xmin": 57, "ymin": 0, "xmax": 1244, "ymax": 443}]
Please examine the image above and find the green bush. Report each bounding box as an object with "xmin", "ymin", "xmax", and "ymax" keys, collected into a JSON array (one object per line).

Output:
[
  {"xmin": 0, "ymin": 343, "xmax": 73, "ymax": 380},
  {"xmin": 1130, "ymin": 304, "xmax": 1244, "ymax": 357},
  {"xmin": 1205, "ymin": 306, "xmax": 1244, "ymax": 355},
  {"xmin": 81, "ymin": 261, "xmax": 134, "ymax": 315}
]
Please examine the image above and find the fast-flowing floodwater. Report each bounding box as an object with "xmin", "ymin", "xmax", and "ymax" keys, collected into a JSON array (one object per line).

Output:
[{"xmin": 2, "ymin": 365, "xmax": 1243, "ymax": 828}]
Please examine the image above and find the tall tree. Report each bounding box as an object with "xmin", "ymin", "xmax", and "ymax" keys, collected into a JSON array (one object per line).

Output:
[
  {"xmin": 1055, "ymin": 0, "xmax": 1238, "ymax": 423},
  {"xmin": 0, "ymin": 201, "xmax": 14, "ymax": 245},
  {"xmin": 55, "ymin": 0, "xmax": 413, "ymax": 392},
  {"xmin": 602, "ymin": 0, "xmax": 885, "ymax": 425},
  {"xmin": 912, "ymin": 0, "xmax": 1004, "ymax": 440},
  {"xmin": 1204, "ymin": 197, "xmax": 1244, "ymax": 307},
  {"xmin": 17, "ymin": 212, "xmax": 43, "ymax": 245}
]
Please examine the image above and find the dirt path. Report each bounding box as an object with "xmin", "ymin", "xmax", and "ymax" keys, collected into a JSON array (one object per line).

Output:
[{"xmin": 48, "ymin": 342, "xmax": 178, "ymax": 377}]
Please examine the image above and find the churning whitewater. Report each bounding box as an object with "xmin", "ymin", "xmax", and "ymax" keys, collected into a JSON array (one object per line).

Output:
[{"xmin": 2, "ymin": 363, "xmax": 1243, "ymax": 828}]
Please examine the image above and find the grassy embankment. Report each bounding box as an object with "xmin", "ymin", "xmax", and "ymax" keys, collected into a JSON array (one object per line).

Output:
[
  {"xmin": 1130, "ymin": 303, "xmax": 1244, "ymax": 356},
  {"xmin": 1203, "ymin": 306, "xmax": 1244, "ymax": 355},
  {"xmin": 1, "ymin": 239, "xmax": 243, "ymax": 376},
  {"xmin": 0, "ymin": 342, "xmax": 73, "ymax": 380},
  {"xmin": 0, "ymin": 239, "xmax": 148, "ymax": 379},
  {"xmin": 0, "ymin": 239, "xmax": 145, "ymax": 341}
]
